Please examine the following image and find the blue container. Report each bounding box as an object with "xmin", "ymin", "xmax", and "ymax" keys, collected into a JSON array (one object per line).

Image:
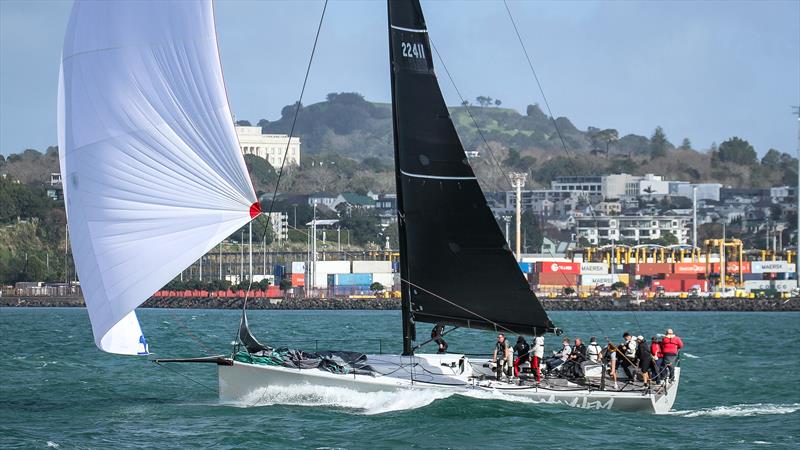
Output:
[
  {"xmin": 328, "ymin": 273, "xmax": 373, "ymax": 286},
  {"xmin": 518, "ymin": 262, "xmax": 533, "ymax": 273},
  {"xmin": 742, "ymin": 273, "xmax": 762, "ymax": 281},
  {"xmin": 273, "ymin": 264, "xmax": 286, "ymax": 279}
]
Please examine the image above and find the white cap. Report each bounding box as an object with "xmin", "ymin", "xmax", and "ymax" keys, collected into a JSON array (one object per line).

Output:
[{"xmin": 637, "ymin": 335, "xmax": 644, "ymax": 341}]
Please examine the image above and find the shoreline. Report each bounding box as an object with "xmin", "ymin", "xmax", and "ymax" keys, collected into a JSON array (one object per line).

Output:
[{"xmin": 2, "ymin": 296, "xmax": 798, "ymax": 311}]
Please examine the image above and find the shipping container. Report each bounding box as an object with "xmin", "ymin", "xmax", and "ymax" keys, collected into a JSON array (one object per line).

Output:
[
  {"xmin": 352, "ymin": 260, "xmax": 393, "ymax": 273},
  {"xmin": 580, "ymin": 262, "xmax": 608, "ymax": 275},
  {"xmin": 290, "ymin": 273, "xmax": 305, "ymax": 287},
  {"xmin": 744, "ymin": 280, "xmax": 771, "ymax": 291},
  {"xmin": 673, "ymin": 263, "xmax": 706, "ymax": 275},
  {"xmin": 371, "ymin": 273, "xmax": 395, "ymax": 290},
  {"xmin": 651, "ymin": 279, "xmax": 682, "ymax": 292},
  {"xmin": 635, "ymin": 263, "xmax": 672, "ymax": 276},
  {"xmin": 752, "ymin": 261, "xmax": 790, "ymax": 273},
  {"xmin": 328, "ymin": 273, "xmax": 373, "ymax": 286},
  {"xmin": 710, "ymin": 262, "xmax": 752, "ymax": 273},
  {"xmin": 664, "ymin": 273, "xmax": 704, "ymax": 280},
  {"xmin": 536, "ymin": 262, "xmax": 580, "ymax": 274},
  {"xmin": 518, "ymin": 262, "xmax": 533, "ymax": 273},
  {"xmin": 288, "ymin": 262, "xmax": 306, "ymax": 274},
  {"xmin": 533, "ymin": 272, "xmax": 578, "ymax": 286},
  {"xmin": 579, "ymin": 274, "xmax": 628, "ymax": 286},
  {"xmin": 773, "ymin": 280, "xmax": 798, "ymax": 292},
  {"xmin": 313, "ymin": 261, "xmax": 351, "ymax": 274},
  {"xmin": 273, "ymin": 264, "xmax": 286, "ymax": 279},
  {"xmin": 681, "ymin": 279, "xmax": 708, "ymax": 291}
]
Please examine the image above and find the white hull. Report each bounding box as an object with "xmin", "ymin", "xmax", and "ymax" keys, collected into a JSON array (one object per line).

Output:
[{"xmin": 218, "ymin": 353, "xmax": 680, "ymax": 414}]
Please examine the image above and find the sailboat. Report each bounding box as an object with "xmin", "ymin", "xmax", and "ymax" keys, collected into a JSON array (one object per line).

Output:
[{"xmin": 60, "ymin": 0, "xmax": 680, "ymax": 414}]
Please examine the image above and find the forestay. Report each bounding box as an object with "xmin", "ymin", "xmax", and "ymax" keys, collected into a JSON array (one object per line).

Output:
[{"xmin": 58, "ymin": 0, "xmax": 257, "ymax": 355}]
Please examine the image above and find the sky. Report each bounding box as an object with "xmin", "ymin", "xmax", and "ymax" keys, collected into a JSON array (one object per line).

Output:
[{"xmin": 1, "ymin": 0, "xmax": 798, "ymax": 157}]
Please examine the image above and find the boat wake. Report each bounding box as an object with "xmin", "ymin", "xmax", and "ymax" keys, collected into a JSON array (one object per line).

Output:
[
  {"xmin": 670, "ymin": 403, "xmax": 800, "ymax": 417},
  {"xmin": 682, "ymin": 353, "xmax": 700, "ymax": 359},
  {"xmin": 229, "ymin": 384, "xmax": 454, "ymax": 415},
  {"xmin": 226, "ymin": 385, "xmax": 547, "ymax": 415}
]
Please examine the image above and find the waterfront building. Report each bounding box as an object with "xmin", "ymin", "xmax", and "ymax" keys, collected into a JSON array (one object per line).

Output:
[
  {"xmin": 575, "ymin": 214, "xmax": 691, "ymax": 245},
  {"xmin": 235, "ymin": 125, "xmax": 300, "ymax": 168}
]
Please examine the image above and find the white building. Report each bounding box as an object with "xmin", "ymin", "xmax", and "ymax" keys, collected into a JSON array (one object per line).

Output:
[
  {"xmin": 266, "ymin": 212, "xmax": 288, "ymax": 241},
  {"xmin": 575, "ymin": 214, "xmax": 691, "ymax": 245},
  {"xmin": 235, "ymin": 126, "xmax": 300, "ymax": 168}
]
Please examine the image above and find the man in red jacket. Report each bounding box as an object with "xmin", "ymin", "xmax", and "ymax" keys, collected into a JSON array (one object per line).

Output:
[{"xmin": 661, "ymin": 328, "xmax": 683, "ymax": 382}]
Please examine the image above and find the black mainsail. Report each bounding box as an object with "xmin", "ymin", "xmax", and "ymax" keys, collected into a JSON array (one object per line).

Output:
[{"xmin": 388, "ymin": 0, "xmax": 556, "ymax": 354}]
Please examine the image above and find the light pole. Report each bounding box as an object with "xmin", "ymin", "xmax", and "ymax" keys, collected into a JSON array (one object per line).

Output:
[{"xmin": 510, "ymin": 172, "xmax": 527, "ymax": 261}]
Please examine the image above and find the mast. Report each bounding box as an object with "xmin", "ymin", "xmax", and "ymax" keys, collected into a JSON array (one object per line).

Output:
[{"xmin": 388, "ymin": 2, "xmax": 414, "ymax": 356}]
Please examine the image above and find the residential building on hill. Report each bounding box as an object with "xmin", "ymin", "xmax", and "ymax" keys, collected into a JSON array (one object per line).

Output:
[
  {"xmin": 575, "ymin": 214, "xmax": 691, "ymax": 245},
  {"xmin": 235, "ymin": 125, "xmax": 300, "ymax": 168}
]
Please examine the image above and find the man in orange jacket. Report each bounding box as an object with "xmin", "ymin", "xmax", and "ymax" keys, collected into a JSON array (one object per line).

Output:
[{"xmin": 660, "ymin": 328, "xmax": 684, "ymax": 382}]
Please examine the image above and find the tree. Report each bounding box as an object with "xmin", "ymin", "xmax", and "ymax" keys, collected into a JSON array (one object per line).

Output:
[
  {"xmin": 649, "ymin": 126, "xmax": 670, "ymax": 159},
  {"xmin": 494, "ymin": 99, "xmax": 502, "ymax": 107},
  {"xmin": 461, "ymin": 100, "xmax": 469, "ymax": 107},
  {"xmin": 235, "ymin": 120, "xmax": 251, "ymax": 126},
  {"xmin": 370, "ymin": 282, "xmax": 385, "ymax": 294},
  {"xmin": 761, "ymin": 148, "xmax": 782, "ymax": 167},
  {"xmin": 679, "ymin": 138, "xmax": 692, "ymax": 151},
  {"xmin": 717, "ymin": 137, "xmax": 757, "ymax": 165}
]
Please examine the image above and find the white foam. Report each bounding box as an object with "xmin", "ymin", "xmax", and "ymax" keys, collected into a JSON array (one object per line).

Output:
[
  {"xmin": 230, "ymin": 384, "xmax": 455, "ymax": 415},
  {"xmin": 225, "ymin": 384, "xmax": 549, "ymax": 415},
  {"xmin": 671, "ymin": 403, "xmax": 800, "ymax": 418},
  {"xmin": 46, "ymin": 441, "xmax": 60, "ymax": 449},
  {"xmin": 682, "ymin": 353, "xmax": 700, "ymax": 359}
]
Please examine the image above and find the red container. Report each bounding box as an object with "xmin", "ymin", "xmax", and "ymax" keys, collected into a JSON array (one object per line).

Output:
[
  {"xmin": 535, "ymin": 272, "xmax": 578, "ymax": 286},
  {"xmin": 682, "ymin": 279, "xmax": 707, "ymax": 291},
  {"xmin": 673, "ymin": 263, "xmax": 706, "ymax": 274},
  {"xmin": 290, "ymin": 273, "xmax": 305, "ymax": 287},
  {"xmin": 651, "ymin": 279, "xmax": 682, "ymax": 292},
  {"xmin": 635, "ymin": 263, "xmax": 672, "ymax": 276},
  {"xmin": 711, "ymin": 261, "xmax": 751, "ymax": 273},
  {"xmin": 664, "ymin": 273, "xmax": 703, "ymax": 280},
  {"xmin": 536, "ymin": 262, "xmax": 580, "ymax": 274},
  {"xmin": 266, "ymin": 286, "xmax": 282, "ymax": 298}
]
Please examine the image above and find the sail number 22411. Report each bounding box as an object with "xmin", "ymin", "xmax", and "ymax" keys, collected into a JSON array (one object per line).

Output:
[{"xmin": 401, "ymin": 41, "xmax": 426, "ymax": 60}]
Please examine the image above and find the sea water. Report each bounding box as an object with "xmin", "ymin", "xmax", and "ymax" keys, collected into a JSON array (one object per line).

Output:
[{"xmin": 1, "ymin": 308, "xmax": 798, "ymax": 449}]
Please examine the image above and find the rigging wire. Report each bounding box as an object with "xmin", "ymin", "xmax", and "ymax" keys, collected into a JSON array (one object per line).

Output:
[
  {"xmin": 502, "ymin": 0, "xmax": 574, "ymax": 163},
  {"xmin": 235, "ymin": 0, "xmax": 329, "ymax": 344},
  {"xmin": 428, "ymin": 38, "xmax": 514, "ymax": 191}
]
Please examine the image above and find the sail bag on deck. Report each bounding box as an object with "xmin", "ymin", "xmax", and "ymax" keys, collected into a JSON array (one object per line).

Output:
[
  {"xmin": 58, "ymin": 0, "xmax": 257, "ymax": 355},
  {"xmin": 388, "ymin": 0, "xmax": 555, "ymax": 336}
]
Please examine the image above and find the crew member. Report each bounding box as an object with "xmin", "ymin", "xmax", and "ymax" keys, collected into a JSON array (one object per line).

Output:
[
  {"xmin": 531, "ymin": 334, "xmax": 544, "ymax": 383},
  {"xmin": 586, "ymin": 337, "xmax": 603, "ymax": 364},
  {"xmin": 492, "ymin": 333, "xmax": 512, "ymax": 381},
  {"xmin": 513, "ymin": 336, "xmax": 530, "ymax": 377},
  {"xmin": 649, "ymin": 335, "xmax": 663, "ymax": 382},
  {"xmin": 660, "ymin": 328, "xmax": 684, "ymax": 382},
  {"xmin": 618, "ymin": 332, "xmax": 637, "ymax": 379},
  {"xmin": 635, "ymin": 335, "xmax": 652, "ymax": 384},
  {"xmin": 546, "ymin": 337, "xmax": 571, "ymax": 373},
  {"xmin": 571, "ymin": 337, "xmax": 587, "ymax": 362},
  {"xmin": 431, "ymin": 323, "xmax": 448, "ymax": 354}
]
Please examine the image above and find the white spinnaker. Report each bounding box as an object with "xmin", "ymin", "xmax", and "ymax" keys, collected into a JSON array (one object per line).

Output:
[{"xmin": 57, "ymin": 0, "xmax": 257, "ymax": 355}]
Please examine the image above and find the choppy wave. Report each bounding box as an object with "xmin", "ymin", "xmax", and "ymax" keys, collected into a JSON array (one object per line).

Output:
[{"xmin": 671, "ymin": 403, "xmax": 800, "ymax": 417}]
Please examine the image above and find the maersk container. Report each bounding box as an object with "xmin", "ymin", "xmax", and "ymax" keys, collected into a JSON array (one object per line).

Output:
[{"xmin": 328, "ymin": 273, "xmax": 373, "ymax": 286}]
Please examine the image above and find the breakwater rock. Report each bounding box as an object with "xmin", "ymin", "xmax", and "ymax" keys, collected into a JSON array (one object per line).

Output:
[{"xmin": 2, "ymin": 295, "xmax": 798, "ymax": 311}]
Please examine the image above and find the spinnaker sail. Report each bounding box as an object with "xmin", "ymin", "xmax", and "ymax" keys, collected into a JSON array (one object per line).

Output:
[
  {"xmin": 388, "ymin": 0, "xmax": 555, "ymax": 341},
  {"xmin": 58, "ymin": 0, "xmax": 258, "ymax": 355}
]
